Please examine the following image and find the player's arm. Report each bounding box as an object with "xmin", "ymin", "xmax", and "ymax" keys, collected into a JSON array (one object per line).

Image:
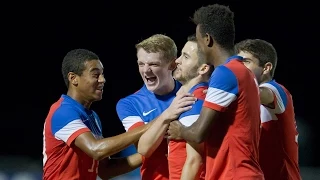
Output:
[
  {"xmin": 259, "ymin": 83, "xmax": 287, "ymax": 113},
  {"xmin": 181, "ymin": 142, "xmax": 204, "ymax": 180},
  {"xmin": 137, "ymin": 93, "xmax": 197, "ymax": 157},
  {"xmin": 75, "ymin": 124, "xmax": 150, "ymax": 161},
  {"xmin": 259, "ymin": 86, "xmax": 274, "ymax": 106},
  {"xmin": 98, "ymin": 153, "xmax": 142, "ymax": 179},
  {"xmin": 168, "ymin": 66, "xmax": 238, "ymax": 143}
]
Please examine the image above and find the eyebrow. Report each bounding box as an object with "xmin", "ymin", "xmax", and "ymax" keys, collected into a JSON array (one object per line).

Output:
[
  {"xmin": 89, "ymin": 68, "xmax": 103, "ymax": 72},
  {"xmin": 242, "ymin": 57, "xmax": 252, "ymax": 61},
  {"xmin": 182, "ymin": 52, "xmax": 190, "ymax": 57}
]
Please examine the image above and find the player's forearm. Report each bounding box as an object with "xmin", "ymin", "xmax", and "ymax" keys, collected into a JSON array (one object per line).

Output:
[
  {"xmin": 181, "ymin": 162, "xmax": 202, "ymax": 180},
  {"xmin": 181, "ymin": 108, "xmax": 216, "ymax": 143},
  {"xmin": 138, "ymin": 116, "xmax": 169, "ymax": 157},
  {"xmin": 98, "ymin": 153, "xmax": 142, "ymax": 179},
  {"xmin": 181, "ymin": 143, "xmax": 203, "ymax": 180},
  {"xmin": 181, "ymin": 122, "xmax": 203, "ymax": 143},
  {"xmin": 94, "ymin": 125, "xmax": 149, "ymax": 160}
]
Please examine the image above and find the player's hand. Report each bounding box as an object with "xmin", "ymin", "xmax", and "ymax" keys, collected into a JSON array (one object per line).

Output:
[
  {"xmin": 162, "ymin": 93, "xmax": 197, "ymax": 122},
  {"xmin": 167, "ymin": 120, "xmax": 184, "ymax": 140},
  {"xmin": 203, "ymin": 89, "xmax": 208, "ymax": 94}
]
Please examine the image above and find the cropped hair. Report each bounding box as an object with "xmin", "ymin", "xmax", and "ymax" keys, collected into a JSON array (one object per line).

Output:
[
  {"xmin": 61, "ymin": 48, "xmax": 99, "ymax": 87},
  {"xmin": 135, "ymin": 34, "xmax": 177, "ymax": 63},
  {"xmin": 235, "ymin": 39, "xmax": 278, "ymax": 77},
  {"xmin": 192, "ymin": 4, "xmax": 235, "ymax": 51}
]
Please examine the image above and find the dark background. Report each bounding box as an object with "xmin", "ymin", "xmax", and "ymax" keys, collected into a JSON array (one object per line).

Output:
[{"xmin": 2, "ymin": 0, "xmax": 317, "ymax": 169}]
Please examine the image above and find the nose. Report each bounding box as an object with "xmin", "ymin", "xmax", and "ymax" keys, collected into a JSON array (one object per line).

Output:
[
  {"xmin": 143, "ymin": 64, "xmax": 151, "ymax": 73},
  {"xmin": 98, "ymin": 74, "xmax": 106, "ymax": 83},
  {"xmin": 175, "ymin": 56, "xmax": 182, "ymax": 64}
]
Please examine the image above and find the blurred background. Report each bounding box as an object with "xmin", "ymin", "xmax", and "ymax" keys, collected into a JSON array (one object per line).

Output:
[{"xmin": 1, "ymin": 0, "xmax": 317, "ymax": 179}]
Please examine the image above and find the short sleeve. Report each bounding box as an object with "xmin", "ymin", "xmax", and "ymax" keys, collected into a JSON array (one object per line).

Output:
[{"xmin": 204, "ymin": 65, "xmax": 238, "ymax": 112}]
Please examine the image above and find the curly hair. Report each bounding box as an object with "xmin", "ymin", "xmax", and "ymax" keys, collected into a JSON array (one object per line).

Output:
[
  {"xmin": 135, "ymin": 34, "xmax": 177, "ymax": 63},
  {"xmin": 192, "ymin": 4, "xmax": 235, "ymax": 51},
  {"xmin": 235, "ymin": 39, "xmax": 278, "ymax": 77},
  {"xmin": 61, "ymin": 48, "xmax": 99, "ymax": 87}
]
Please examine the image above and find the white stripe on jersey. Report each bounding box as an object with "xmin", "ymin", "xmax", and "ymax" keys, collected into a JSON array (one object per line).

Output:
[
  {"xmin": 54, "ymin": 119, "xmax": 88, "ymax": 142},
  {"xmin": 180, "ymin": 115, "xmax": 199, "ymax": 127},
  {"xmin": 260, "ymin": 105, "xmax": 278, "ymax": 123},
  {"xmin": 43, "ymin": 122, "xmax": 47, "ymax": 166},
  {"xmin": 259, "ymin": 83, "xmax": 285, "ymax": 114},
  {"xmin": 205, "ymin": 87, "xmax": 237, "ymax": 107},
  {"xmin": 122, "ymin": 116, "xmax": 144, "ymax": 131}
]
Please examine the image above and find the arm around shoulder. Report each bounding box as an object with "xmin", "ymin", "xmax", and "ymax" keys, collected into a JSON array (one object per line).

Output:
[
  {"xmin": 98, "ymin": 153, "xmax": 142, "ymax": 179},
  {"xmin": 74, "ymin": 124, "xmax": 150, "ymax": 161}
]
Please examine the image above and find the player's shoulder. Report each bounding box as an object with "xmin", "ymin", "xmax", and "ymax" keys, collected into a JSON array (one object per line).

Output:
[
  {"xmin": 262, "ymin": 80, "xmax": 289, "ymax": 93},
  {"xmin": 54, "ymin": 100, "xmax": 82, "ymax": 118},
  {"xmin": 192, "ymin": 84, "xmax": 208, "ymax": 100},
  {"xmin": 116, "ymin": 85, "xmax": 149, "ymax": 107}
]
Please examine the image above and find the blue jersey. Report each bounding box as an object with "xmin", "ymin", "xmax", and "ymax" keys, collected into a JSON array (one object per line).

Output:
[{"xmin": 116, "ymin": 80, "xmax": 181, "ymax": 180}]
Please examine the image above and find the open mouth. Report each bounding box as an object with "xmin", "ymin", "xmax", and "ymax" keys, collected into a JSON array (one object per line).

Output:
[{"xmin": 145, "ymin": 76, "xmax": 157, "ymax": 84}]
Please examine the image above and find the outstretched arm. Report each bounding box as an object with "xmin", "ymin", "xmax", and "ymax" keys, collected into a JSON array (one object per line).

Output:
[
  {"xmin": 75, "ymin": 124, "xmax": 150, "ymax": 161},
  {"xmin": 98, "ymin": 153, "xmax": 142, "ymax": 179},
  {"xmin": 138, "ymin": 93, "xmax": 197, "ymax": 157}
]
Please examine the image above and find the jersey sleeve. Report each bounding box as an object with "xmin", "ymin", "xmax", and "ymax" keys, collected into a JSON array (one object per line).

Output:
[
  {"xmin": 116, "ymin": 98, "xmax": 144, "ymax": 131},
  {"xmin": 203, "ymin": 65, "xmax": 238, "ymax": 112},
  {"xmin": 51, "ymin": 107, "xmax": 90, "ymax": 146},
  {"xmin": 179, "ymin": 99, "xmax": 203, "ymax": 127},
  {"xmin": 259, "ymin": 82, "xmax": 287, "ymax": 114}
]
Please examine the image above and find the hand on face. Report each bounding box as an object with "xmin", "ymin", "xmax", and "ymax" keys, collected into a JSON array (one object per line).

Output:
[
  {"xmin": 167, "ymin": 120, "xmax": 184, "ymax": 140},
  {"xmin": 162, "ymin": 92, "xmax": 197, "ymax": 123}
]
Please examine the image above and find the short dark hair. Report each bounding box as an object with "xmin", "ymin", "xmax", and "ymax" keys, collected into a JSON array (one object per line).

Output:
[
  {"xmin": 192, "ymin": 4, "xmax": 235, "ymax": 51},
  {"xmin": 61, "ymin": 48, "xmax": 99, "ymax": 87},
  {"xmin": 235, "ymin": 39, "xmax": 278, "ymax": 77}
]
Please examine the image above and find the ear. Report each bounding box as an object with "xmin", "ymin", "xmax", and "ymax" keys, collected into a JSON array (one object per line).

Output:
[
  {"xmin": 168, "ymin": 60, "xmax": 177, "ymax": 71},
  {"xmin": 205, "ymin": 33, "xmax": 214, "ymax": 47},
  {"xmin": 262, "ymin": 62, "xmax": 273, "ymax": 75},
  {"xmin": 68, "ymin": 72, "xmax": 78, "ymax": 86},
  {"xmin": 198, "ymin": 64, "xmax": 210, "ymax": 75}
]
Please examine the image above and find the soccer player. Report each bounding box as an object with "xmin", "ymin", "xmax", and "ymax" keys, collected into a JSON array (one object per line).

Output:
[
  {"xmin": 235, "ymin": 39, "xmax": 301, "ymax": 180},
  {"xmin": 42, "ymin": 49, "xmax": 152, "ymax": 180},
  {"xmin": 138, "ymin": 34, "xmax": 212, "ymax": 180},
  {"xmin": 167, "ymin": 4, "xmax": 264, "ymax": 180},
  {"xmin": 116, "ymin": 34, "xmax": 196, "ymax": 180}
]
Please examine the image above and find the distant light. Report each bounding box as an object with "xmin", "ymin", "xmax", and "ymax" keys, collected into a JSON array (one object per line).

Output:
[{"xmin": 11, "ymin": 172, "xmax": 37, "ymax": 180}]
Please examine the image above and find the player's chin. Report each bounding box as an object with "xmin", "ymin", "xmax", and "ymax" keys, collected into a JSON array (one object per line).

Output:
[{"xmin": 93, "ymin": 92, "xmax": 103, "ymax": 101}]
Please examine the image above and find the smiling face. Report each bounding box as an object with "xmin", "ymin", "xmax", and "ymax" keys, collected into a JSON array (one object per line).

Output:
[
  {"xmin": 137, "ymin": 48, "xmax": 174, "ymax": 94},
  {"xmin": 70, "ymin": 59, "xmax": 105, "ymax": 102}
]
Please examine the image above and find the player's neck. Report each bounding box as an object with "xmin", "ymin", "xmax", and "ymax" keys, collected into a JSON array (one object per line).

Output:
[
  {"xmin": 154, "ymin": 77, "xmax": 175, "ymax": 96},
  {"xmin": 182, "ymin": 76, "xmax": 205, "ymax": 92},
  {"xmin": 211, "ymin": 47, "xmax": 234, "ymax": 67},
  {"xmin": 260, "ymin": 75, "xmax": 272, "ymax": 84},
  {"xmin": 67, "ymin": 90, "xmax": 92, "ymax": 109}
]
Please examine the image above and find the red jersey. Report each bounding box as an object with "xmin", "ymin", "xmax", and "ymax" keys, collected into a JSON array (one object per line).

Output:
[
  {"xmin": 168, "ymin": 83, "xmax": 207, "ymax": 180},
  {"xmin": 203, "ymin": 56, "xmax": 264, "ymax": 179},
  {"xmin": 259, "ymin": 81, "xmax": 301, "ymax": 180},
  {"xmin": 43, "ymin": 95, "xmax": 103, "ymax": 180}
]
